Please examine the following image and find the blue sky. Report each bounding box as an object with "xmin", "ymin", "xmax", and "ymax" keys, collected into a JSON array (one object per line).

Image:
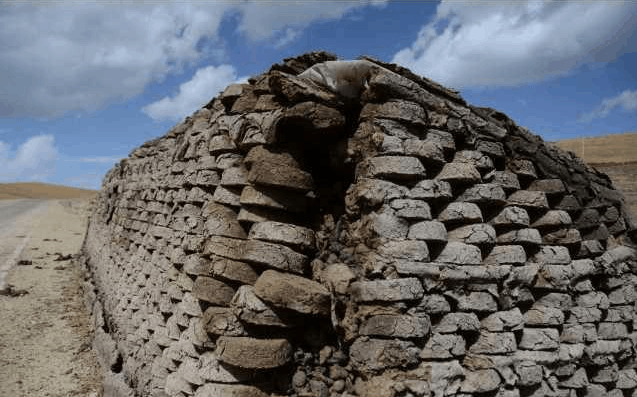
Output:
[{"xmin": 0, "ymin": 1, "xmax": 636, "ymax": 189}]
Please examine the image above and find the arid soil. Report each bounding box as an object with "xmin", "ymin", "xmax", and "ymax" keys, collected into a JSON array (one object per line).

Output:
[
  {"xmin": 0, "ymin": 199, "xmax": 102, "ymax": 397},
  {"xmin": 0, "ymin": 199, "xmax": 48, "ymax": 288},
  {"xmin": 0, "ymin": 182, "xmax": 97, "ymax": 200}
]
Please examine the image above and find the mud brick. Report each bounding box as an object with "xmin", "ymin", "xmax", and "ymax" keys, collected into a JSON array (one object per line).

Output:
[
  {"xmin": 435, "ymin": 242, "xmax": 482, "ymax": 265},
  {"xmin": 519, "ymin": 328, "xmax": 559, "ymax": 351},
  {"xmin": 359, "ymin": 314, "xmax": 431, "ymax": 339},
  {"xmin": 435, "ymin": 312, "xmax": 480, "ymax": 333},
  {"xmin": 543, "ymin": 228, "xmax": 582, "ymax": 246},
  {"xmin": 349, "ymin": 337, "xmax": 420, "ymax": 373},
  {"xmin": 202, "ymin": 307, "xmax": 245, "ymax": 336},
  {"xmin": 525, "ymin": 305, "xmax": 565, "ymax": 326},
  {"xmin": 219, "ymin": 166, "xmax": 249, "ymax": 187},
  {"xmin": 439, "ymin": 202, "xmax": 483, "ymax": 224},
  {"xmin": 460, "ymin": 369, "xmax": 501, "ymax": 393},
  {"xmin": 203, "ymin": 235, "xmax": 245, "ymax": 261},
  {"xmin": 507, "ymin": 190, "xmax": 549, "ymax": 210},
  {"xmin": 448, "ymin": 291, "xmax": 498, "ymax": 312},
  {"xmin": 469, "ymin": 331, "xmax": 517, "ymax": 354},
  {"xmin": 192, "ymin": 276, "xmax": 235, "ymax": 306},
  {"xmin": 454, "ymin": 150, "xmax": 494, "ymax": 172},
  {"xmin": 533, "ymin": 210, "xmax": 572, "ymax": 229},
  {"xmin": 488, "ymin": 171, "xmax": 521, "ymax": 192},
  {"xmin": 408, "ymin": 179, "xmax": 452, "ymax": 201},
  {"xmin": 194, "ymin": 384, "xmax": 269, "ymax": 397},
  {"xmin": 360, "ymin": 100, "xmax": 427, "ymax": 127},
  {"xmin": 528, "ymin": 179, "xmax": 566, "ymax": 196},
  {"xmin": 358, "ymin": 155, "xmax": 426, "ymax": 181},
  {"xmin": 350, "ymin": 278, "xmax": 424, "ymax": 302},
  {"xmin": 576, "ymin": 208, "xmax": 600, "ymax": 230},
  {"xmin": 507, "ymin": 158, "xmax": 537, "ymax": 179},
  {"xmin": 497, "ymin": 228, "xmax": 542, "ymax": 246},
  {"xmin": 480, "ymin": 308, "xmax": 524, "ymax": 332},
  {"xmin": 215, "ymin": 336, "xmax": 293, "ymax": 369},
  {"xmin": 408, "ymin": 220, "xmax": 447, "ymax": 243},
  {"xmin": 241, "ymin": 239, "xmax": 308, "ymax": 274},
  {"xmin": 239, "ymin": 185, "xmax": 308, "ymax": 213},
  {"xmin": 447, "ymin": 223, "xmax": 496, "ymax": 246},
  {"xmin": 208, "ymin": 135, "xmax": 237, "ymax": 155},
  {"xmin": 436, "ymin": 162, "xmax": 481, "ymax": 184},
  {"xmin": 420, "ymin": 333, "xmax": 465, "ymax": 359},
  {"xmin": 560, "ymin": 323, "xmax": 597, "ymax": 344},
  {"xmin": 484, "ymin": 245, "xmax": 526, "ymax": 266},
  {"xmin": 254, "ymin": 270, "xmax": 330, "ymax": 316},
  {"xmin": 209, "ymin": 255, "xmax": 258, "ymax": 285},
  {"xmin": 212, "ymin": 185, "xmax": 242, "ymax": 207},
  {"xmin": 390, "ymin": 199, "xmax": 432, "ymax": 220},
  {"xmin": 248, "ymin": 221, "xmax": 316, "ymax": 251},
  {"xmin": 202, "ymin": 203, "xmax": 246, "ymax": 239},
  {"xmin": 404, "ymin": 139, "xmax": 445, "ymax": 165},
  {"xmin": 456, "ymin": 183, "xmax": 506, "ymax": 206},
  {"xmin": 231, "ymin": 285, "xmax": 295, "ymax": 327},
  {"xmin": 248, "ymin": 162, "xmax": 314, "ymax": 192}
]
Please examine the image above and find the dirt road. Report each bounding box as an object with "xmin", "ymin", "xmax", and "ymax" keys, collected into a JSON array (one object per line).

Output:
[
  {"xmin": 0, "ymin": 199, "xmax": 48, "ymax": 289},
  {"xmin": 0, "ymin": 199, "xmax": 102, "ymax": 396},
  {"xmin": 0, "ymin": 199, "xmax": 46, "ymax": 226}
]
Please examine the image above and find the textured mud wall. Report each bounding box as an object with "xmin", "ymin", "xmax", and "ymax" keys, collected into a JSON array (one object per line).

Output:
[{"xmin": 83, "ymin": 52, "xmax": 637, "ymax": 397}]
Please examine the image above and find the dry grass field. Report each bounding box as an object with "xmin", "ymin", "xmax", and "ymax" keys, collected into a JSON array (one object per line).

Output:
[
  {"xmin": 555, "ymin": 132, "xmax": 637, "ymax": 164},
  {"xmin": 0, "ymin": 182, "xmax": 97, "ymax": 200},
  {"xmin": 554, "ymin": 132, "xmax": 637, "ymax": 217}
]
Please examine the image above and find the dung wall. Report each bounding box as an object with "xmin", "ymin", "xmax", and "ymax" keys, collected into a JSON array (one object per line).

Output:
[{"xmin": 83, "ymin": 52, "xmax": 637, "ymax": 397}]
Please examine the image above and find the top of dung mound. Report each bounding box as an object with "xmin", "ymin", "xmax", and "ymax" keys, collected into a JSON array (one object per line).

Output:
[
  {"xmin": 262, "ymin": 51, "xmax": 466, "ymax": 105},
  {"xmin": 266, "ymin": 51, "xmax": 339, "ymax": 75}
]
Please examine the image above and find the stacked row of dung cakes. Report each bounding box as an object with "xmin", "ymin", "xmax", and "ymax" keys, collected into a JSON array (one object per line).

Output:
[{"xmin": 82, "ymin": 52, "xmax": 637, "ymax": 397}]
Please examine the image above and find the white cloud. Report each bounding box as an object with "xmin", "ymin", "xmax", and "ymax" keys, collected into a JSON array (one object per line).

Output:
[
  {"xmin": 0, "ymin": 135, "xmax": 58, "ymax": 182},
  {"xmin": 579, "ymin": 89, "xmax": 637, "ymax": 123},
  {"xmin": 273, "ymin": 28, "xmax": 302, "ymax": 49},
  {"xmin": 143, "ymin": 65, "xmax": 249, "ymax": 122},
  {"xmin": 0, "ymin": 3, "xmax": 229, "ymax": 118},
  {"xmin": 0, "ymin": 1, "xmax": 387, "ymax": 119},
  {"xmin": 236, "ymin": 1, "xmax": 387, "ymax": 42},
  {"xmin": 392, "ymin": 1, "xmax": 637, "ymax": 89}
]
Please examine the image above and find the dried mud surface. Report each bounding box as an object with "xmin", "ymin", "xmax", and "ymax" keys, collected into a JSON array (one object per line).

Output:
[{"xmin": 0, "ymin": 199, "xmax": 102, "ymax": 397}]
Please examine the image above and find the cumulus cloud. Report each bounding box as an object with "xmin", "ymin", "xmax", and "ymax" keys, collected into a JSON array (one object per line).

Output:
[
  {"xmin": 392, "ymin": 1, "xmax": 637, "ymax": 89},
  {"xmin": 0, "ymin": 3, "xmax": 229, "ymax": 118},
  {"xmin": 578, "ymin": 89, "xmax": 637, "ymax": 123},
  {"xmin": 0, "ymin": 1, "xmax": 386, "ymax": 119},
  {"xmin": 0, "ymin": 135, "xmax": 58, "ymax": 182},
  {"xmin": 143, "ymin": 65, "xmax": 248, "ymax": 122},
  {"xmin": 237, "ymin": 1, "xmax": 387, "ymax": 43},
  {"xmin": 273, "ymin": 28, "xmax": 302, "ymax": 49}
]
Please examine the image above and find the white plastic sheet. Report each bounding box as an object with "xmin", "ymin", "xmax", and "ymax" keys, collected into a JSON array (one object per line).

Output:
[{"xmin": 299, "ymin": 60, "xmax": 384, "ymax": 98}]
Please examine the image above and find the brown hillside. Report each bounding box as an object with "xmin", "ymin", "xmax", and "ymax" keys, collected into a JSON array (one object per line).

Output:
[
  {"xmin": 0, "ymin": 182, "xmax": 97, "ymax": 200},
  {"xmin": 554, "ymin": 132, "xmax": 637, "ymax": 164},
  {"xmin": 554, "ymin": 132, "xmax": 637, "ymax": 217}
]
